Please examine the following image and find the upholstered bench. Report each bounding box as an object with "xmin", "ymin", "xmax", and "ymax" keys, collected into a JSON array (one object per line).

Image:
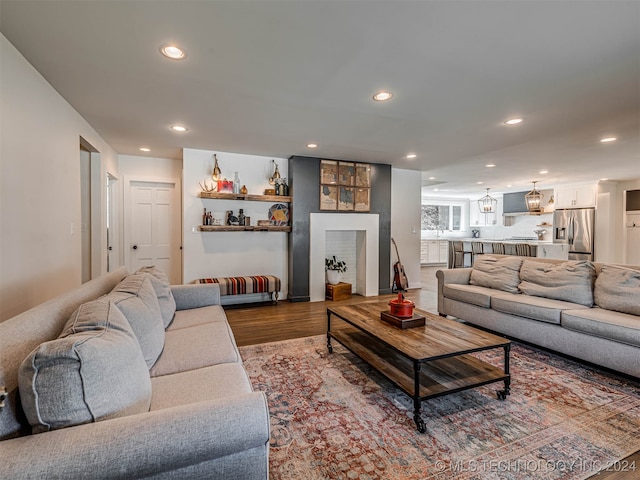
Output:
[{"xmin": 197, "ymin": 275, "xmax": 281, "ymax": 304}]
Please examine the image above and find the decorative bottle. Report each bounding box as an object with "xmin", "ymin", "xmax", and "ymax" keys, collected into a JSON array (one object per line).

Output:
[
  {"xmin": 203, "ymin": 208, "xmax": 208, "ymax": 225},
  {"xmin": 283, "ymin": 179, "xmax": 289, "ymax": 196},
  {"xmin": 238, "ymin": 208, "xmax": 246, "ymax": 226},
  {"xmin": 233, "ymin": 172, "xmax": 241, "ymax": 194}
]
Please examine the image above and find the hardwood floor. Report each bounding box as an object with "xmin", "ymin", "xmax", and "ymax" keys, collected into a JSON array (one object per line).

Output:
[
  {"xmin": 225, "ymin": 265, "xmax": 639, "ymax": 477},
  {"xmin": 226, "ymin": 265, "xmax": 441, "ymax": 347}
]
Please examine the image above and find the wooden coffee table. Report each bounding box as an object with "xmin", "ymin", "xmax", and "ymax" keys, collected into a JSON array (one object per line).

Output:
[{"xmin": 327, "ymin": 302, "xmax": 511, "ymax": 433}]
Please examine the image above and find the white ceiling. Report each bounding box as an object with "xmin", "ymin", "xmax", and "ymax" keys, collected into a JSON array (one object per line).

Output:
[{"xmin": 1, "ymin": 0, "xmax": 639, "ymax": 197}]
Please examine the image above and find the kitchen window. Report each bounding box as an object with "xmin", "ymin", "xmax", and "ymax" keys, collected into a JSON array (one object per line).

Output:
[{"xmin": 421, "ymin": 201, "xmax": 465, "ymax": 232}]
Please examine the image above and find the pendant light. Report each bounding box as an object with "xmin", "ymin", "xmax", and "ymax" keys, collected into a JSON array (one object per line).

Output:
[
  {"xmin": 211, "ymin": 154, "xmax": 222, "ymax": 182},
  {"xmin": 525, "ymin": 181, "xmax": 544, "ymax": 213},
  {"xmin": 478, "ymin": 188, "xmax": 497, "ymax": 214}
]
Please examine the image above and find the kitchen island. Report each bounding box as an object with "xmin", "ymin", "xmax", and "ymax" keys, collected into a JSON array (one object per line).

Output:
[{"xmin": 446, "ymin": 239, "xmax": 569, "ymax": 268}]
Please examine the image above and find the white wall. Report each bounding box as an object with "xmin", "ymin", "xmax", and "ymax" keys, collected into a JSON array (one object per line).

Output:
[
  {"xmin": 1, "ymin": 34, "xmax": 119, "ymax": 321},
  {"xmin": 182, "ymin": 148, "xmax": 289, "ymax": 300},
  {"xmin": 391, "ymin": 168, "xmax": 422, "ymax": 289}
]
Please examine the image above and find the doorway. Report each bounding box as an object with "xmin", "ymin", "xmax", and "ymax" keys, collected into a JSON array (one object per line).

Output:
[
  {"xmin": 124, "ymin": 177, "xmax": 182, "ymax": 283},
  {"xmin": 79, "ymin": 138, "xmax": 102, "ymax": 283}
]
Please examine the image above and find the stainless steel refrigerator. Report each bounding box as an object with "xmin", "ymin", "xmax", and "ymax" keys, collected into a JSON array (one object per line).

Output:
[{"xmin": 553, "ymin": 208, "xmax": 595, "ymax": 260}]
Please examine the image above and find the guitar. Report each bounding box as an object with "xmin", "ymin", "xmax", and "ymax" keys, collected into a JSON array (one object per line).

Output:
[{"xmin": 391, "ymin": 237, "xmax": 409, "ymax": 291}]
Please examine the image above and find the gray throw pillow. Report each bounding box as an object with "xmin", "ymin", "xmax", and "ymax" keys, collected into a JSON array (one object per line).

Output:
[
  {"xmin": 594, "ymin": 265, "xmax": 640, "ymax": 315},
  {"xmin": 107, "ymin": 273, "xmax": 165, "ymax": 368},
  {"xmin": 519, "ymin": 260, "xmax": 595, "ymax": 307},
  {"xmin": 19, "ymin": 300, "xmax": 151, "ymax": 434},
  {"xmin": 469, "ymin": 255, "xmax": 523, "ymax": 293},
  {"xmin": 137, "ymin": 266, "xmax": 176, "ymax": 328}
]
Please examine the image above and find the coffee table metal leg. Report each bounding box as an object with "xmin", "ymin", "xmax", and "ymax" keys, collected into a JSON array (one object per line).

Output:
[
  {"xmin": 413, "ymin": 361, "xmax": 426, "ymax": 433},
  {"xmin": 326, "ymin": 311, "xmax": 333, "ymax": 354},
  {"xmin": 497, "ymin": 343, "xmax": 511, "ymax": 400}
]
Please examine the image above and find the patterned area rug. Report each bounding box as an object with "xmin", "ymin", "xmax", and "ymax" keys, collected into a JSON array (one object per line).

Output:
[{"xmin": 239, "ymin": 335, "xmax": 640, "ymax": 480}]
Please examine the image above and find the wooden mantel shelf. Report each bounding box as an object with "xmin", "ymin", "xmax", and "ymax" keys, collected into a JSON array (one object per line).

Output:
[
  {"xmin": 199, "ymin": 225, "xmax": 291, "ymax": 232},
  {"xmin": 199, "ymin": 192, "xmax": 291, "ymax": 203}
]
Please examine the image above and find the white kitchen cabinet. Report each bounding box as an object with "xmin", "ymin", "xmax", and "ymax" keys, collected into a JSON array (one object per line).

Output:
[
  {"xmin": 536, "ymin": 243, "xmax": 569, "ymax": 260},
  {"xmin": 554, "ymin": 184, "xmax": 597, "ymax": 208},
  {"xmin": 421, "ymin": 240, "xmax": 448, "ymax": 264}
]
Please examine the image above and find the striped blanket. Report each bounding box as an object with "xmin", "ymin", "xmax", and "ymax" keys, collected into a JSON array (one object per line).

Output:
[{"xmin": 197, "ymin": 275, "xmax": 281, "ymax": 298}]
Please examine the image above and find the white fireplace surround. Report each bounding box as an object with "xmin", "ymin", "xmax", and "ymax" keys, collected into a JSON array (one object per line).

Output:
[{"xmin": 309, "ymin": 213, "xmax": 379, "ymax": 302}]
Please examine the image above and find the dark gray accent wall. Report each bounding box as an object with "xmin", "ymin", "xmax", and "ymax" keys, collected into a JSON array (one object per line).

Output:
[{"xmin": 287, "ymin": 156, "xmax": 392, "ymax": 302}]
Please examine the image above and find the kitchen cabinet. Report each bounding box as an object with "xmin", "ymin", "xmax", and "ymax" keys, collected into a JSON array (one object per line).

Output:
[
  {"xmin": 421, "ymin": 240, "xmax": 448, "ymax": 264},
  {"xmin": 536, "ymin": 243, "xmax": 569, "ymax": 260},
  {"xmin": 554, "ymin": 184, "xmax": 596, "ymax": 208}
]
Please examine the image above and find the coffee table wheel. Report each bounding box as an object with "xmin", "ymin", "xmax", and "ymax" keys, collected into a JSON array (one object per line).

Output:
[
  {"xmin": 328, "ymin": 344, "xmax": 333, "ymax": 354},
  {"xmin": 414, "ymin": 416, "xmax": 426, "ymax": 433},
  {"xmin": 496, "ymin": 389, "xmax": 509, "ymax": 401}
]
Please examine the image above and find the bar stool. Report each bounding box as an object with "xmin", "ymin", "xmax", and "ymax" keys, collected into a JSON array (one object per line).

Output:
[{"xmin": 471, "ymin": 242, "xmax": 484, "ymax": 265}]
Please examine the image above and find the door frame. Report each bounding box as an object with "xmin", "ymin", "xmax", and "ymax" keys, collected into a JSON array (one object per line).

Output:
[{"xmin": 123, "ymin": 175, "xmax": 182, "ymax": 282}]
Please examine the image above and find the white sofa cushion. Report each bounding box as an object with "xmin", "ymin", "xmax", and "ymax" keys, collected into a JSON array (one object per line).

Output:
[
  {"xmin": 492, "ymin": 292, "xmax": 590, "ymax": 324},
  {"xmin": 150, "ymin": 321, "xmax": 241, "ymax": 377},
  {"xmin": 469, "ymin": 255, "xmax": 523, "ymax": 293},
  {"xmin": 136, "ymin": 266, "xmax": 176, "ymax": 328},
  {"xmin": 562, "ymin": 307, "xmax": 640, "ymax": 348},
  {"xmin": 518, "ymin": 260, "xmax": 596, "ymax": 307},
  {"xmin": 594, "ymin": 265, "xmax": 640, "ymax": 316},
  {"xmin": 18, "ymin": 300, "xmax": 151, "ymax": 433},
  {"xmin": 106, "ymin": 273, "xmax": 165, "ymax": 368}
]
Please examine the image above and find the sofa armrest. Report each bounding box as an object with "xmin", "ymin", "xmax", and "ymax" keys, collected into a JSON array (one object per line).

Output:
[
  {"xmin": 0, "ymin": 392, "xmax": 269, "ymax": 480},
  {"xmin": 171, "ymin": 283, "xmax": 221, "ymax": 310},
  {"xmin": 436, "ymin": 268, "xmax": 472, "ymax": 314}
]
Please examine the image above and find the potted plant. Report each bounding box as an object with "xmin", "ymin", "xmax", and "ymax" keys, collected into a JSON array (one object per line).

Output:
[{"xmin": 325, "ymin": 256, "xmax": 347, "ymax": 285}]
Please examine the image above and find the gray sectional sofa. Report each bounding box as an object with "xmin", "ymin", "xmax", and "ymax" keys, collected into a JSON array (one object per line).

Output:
[
  {"xmin": 437, "ymin": 255, "xmax": 640, "ymax": 378},
  {"xmin": 0, "ymin": 266, "xmax": 270, "ymax": 479}
]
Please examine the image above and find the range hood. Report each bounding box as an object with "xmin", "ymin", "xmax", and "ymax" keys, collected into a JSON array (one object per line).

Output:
[{"xmin": 503, "ymin": 189, "xmax": 554, "ymax": 216}]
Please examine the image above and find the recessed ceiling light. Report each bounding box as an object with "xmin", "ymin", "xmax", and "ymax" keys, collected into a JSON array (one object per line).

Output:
[
  {"xmin": 476, "ymin": 181, "xmax": 484, "ymax": 184},
  {"xmin": 600, "ymin": 178, "xmax": 609, "ymax": 181},
  {"xmin": 170, "ymin": 124, "xmax": 188, "ymax": 132},
  {"xmin": 373, "ymin": 91, "xmax": 393, "ymax": 101},
  {"xmin": 139, "ymin": 147, "xmax": 151, "ymax": 152},
  {"xmin": 434, "ymin": 188, "xmax": 439, "ymax": 192},
  {"xmin": 160, "ymin": 45, "xmax": 186, "ymax": 60},
  {"xmin": 406, "ymin": 154, "xmax": 417, "ymax": 159},
  {"xmin": 600, "ymin": 137, "xmax": 617, "ymax": 143},
  {"xmin": 485, "ymin": 164, "xmax": 496, "ymax": 168},
  {"xmin": 428, "ymin": 176, "xmax": 436, "ymax": 180},
  {"xmin": 506, "ymin": 184, "xmax": 512, "ymax": 187},
  {"xmin": 306, "ymin": 143, "xmax": 318, "ymax": 148},
  {"xmin": 539, "ymin": 170, "xmax": 549, "ymax": 174},
  {"xmin": 504, "ymin": 118, "xmax": 523, "ymax": 125}
]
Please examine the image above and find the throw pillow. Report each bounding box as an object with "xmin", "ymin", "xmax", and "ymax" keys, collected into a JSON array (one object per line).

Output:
[
  {"xmin": 19, "ymin": 300, "xmax": 151, "ymax": 434},
  {"xmin": 136, "ymin": 266, "xmax": 176, "ymax": 328},
  {"xmin": 518, "ymin": 260, "xmax": 595, "ymax": 307},
  {"xmin": 469, "ymin": 255, "xmax": 523, "ymax": 293},
  {"xmin": 594, "ymin": 264, "xmax": 640, "ymax": 315},
  {"xmin": 106, "ymin": 273, "xmax": 165, "ymax": 368}
]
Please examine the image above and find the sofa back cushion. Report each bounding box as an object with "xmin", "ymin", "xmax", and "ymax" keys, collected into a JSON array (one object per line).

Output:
[
  {"xmin": 594, "ymin": 265, "xmax": 640, "ymax": 315},
  {"xmin": 0, "ymin": 267, "xmax": 129, "ymax": 441},
  {"xmin": 519, "ymin": 259, "xmax": 595, "ymax": 307},
  {"xmin": 136, "ymin": 266, "xmax": 176, "ymax": 328},
  {"xmin": 18, "ymin": 300, "xmax": 151, "ymax": 434},
  {"xmin": 106, "ymin": 274, "xmax": 165, "ymax": 368},
  {"xmin": 469, "ymin": 255, "xmax": 523, "ymax": 293}
]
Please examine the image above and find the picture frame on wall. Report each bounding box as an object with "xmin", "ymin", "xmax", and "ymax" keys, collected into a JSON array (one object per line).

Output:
[
  {"xmin": 338, "ymin": 161, "xmax": 355, "ymax": 186},
  {"xmin": 320, "ymin": 159, "xmax": 338, "ymax": 185},
  {"xmin": 320, "ymin": 185, "xmax": 338, "ymax": 210},
  {"xmin": 338, "ymin": 186, "xmax": 355, "ymax": 211},
  {"xmin": 354, "ymin": 187, "xmax": 370, "ymax": 212},
  {"xmin": 355, "ymin": 163, "xmax": 371, "ymax": 187}
]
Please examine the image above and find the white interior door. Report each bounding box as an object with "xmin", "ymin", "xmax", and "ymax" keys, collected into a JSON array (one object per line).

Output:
[{"xmin": 125, "ymin": 178, "xmax": 182, "ymax": 284}]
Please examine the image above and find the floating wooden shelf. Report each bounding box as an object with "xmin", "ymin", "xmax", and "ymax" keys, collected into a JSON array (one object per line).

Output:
[
  {"xmin": 199, "ymin": 192, "xmax": 291, "ymax": 203},
  {"xmin": 199, "ymin": 225, "xmax": 291, "ymax": 232}
]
